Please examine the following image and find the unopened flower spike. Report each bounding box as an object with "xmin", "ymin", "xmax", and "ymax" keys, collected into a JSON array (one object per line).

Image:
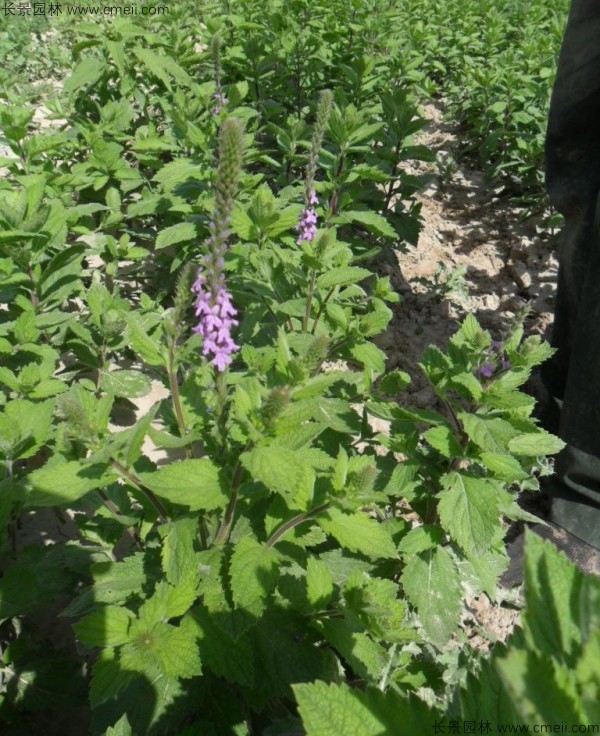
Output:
[
  {"xmin": 192, "ymin": 118, "xmax": 245, "ymax": 371},
  {"xmin": 295, "ymin": 89, "xmax": 333, "ymax": 245},
  {"xmin": 211, "ymin": 34, "xmax": 228, "ymax": 116}
]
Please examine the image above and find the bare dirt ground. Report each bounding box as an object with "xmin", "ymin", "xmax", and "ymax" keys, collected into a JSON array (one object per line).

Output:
[
  {"xmin": 376, "ymin": 101, "xmax": 559, "ymax": 413},
  {"xmin": 376, "ymin": 101, "xmax": 563, "ymax": 643}
]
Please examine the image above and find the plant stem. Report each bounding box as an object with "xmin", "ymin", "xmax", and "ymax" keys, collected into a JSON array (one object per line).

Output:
[
  {"xmin": 302, "ymin": 269, "xmax": 318, "ymax": 333},
  {"xmin": 383, "ymin": 140, "xmax": 403, "ymax": 213},
  {"xmin": 266, "ymin": 503, "xmax": 329, "ymax": 548},
  {"xmin": 168, "ymin": 340, "xmax": 192, "ymax": 458},
  {"xmin": 214, "ymin": 455, "xmax": 246, "ymax": 545},
  {"xmin": 6, "ymin": 458, "xmax": 17, "ymax": 555},
  {"xmin": 97, "ymin": 490, "xmax": 144, "ymax": 551},
  {"xmin": 111, "ymin": 458, "xmax": 168, "ymax": 523},
  {"xmin": 215, "ymin": 369, "xmax": 230, "ymax": 458},
  {"xmin": 310, "ymin": 286, "xmax": 336, "ymax": 334}
]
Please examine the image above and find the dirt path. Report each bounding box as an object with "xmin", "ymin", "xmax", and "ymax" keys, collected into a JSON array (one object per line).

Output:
[{"xmin": 377, "ymin": 101, "xmax": 558, "ymax": 411}]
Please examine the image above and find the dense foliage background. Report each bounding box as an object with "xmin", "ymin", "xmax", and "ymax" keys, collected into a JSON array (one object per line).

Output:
[{"xmin": 3, "ymin": 2, "xmax": 598, "ymax": 735}]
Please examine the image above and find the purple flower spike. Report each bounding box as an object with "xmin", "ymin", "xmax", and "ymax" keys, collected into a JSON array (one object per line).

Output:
[
  {"xmin": 501, "ymin": 357, "xmax": 511, "ymax": 370},
  {"xmin": 191, "ymin": 118, "xmax": 245, "ymax": 372},
  {"xmin": 213, "ymin": 91, "xmax": 228, "ymax": 116},
  {"xmin": 193, "ymin": 273, "xmax": 239, "ymax": 370},
  {"xmin": 296, "ymin": 194, "xmax": 319, "ymax": 244}
]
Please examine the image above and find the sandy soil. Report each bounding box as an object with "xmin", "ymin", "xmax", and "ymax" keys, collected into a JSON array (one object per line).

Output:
[{"xmin": 376, "ymin": 101, "xmax": 558, "ymax": 412}]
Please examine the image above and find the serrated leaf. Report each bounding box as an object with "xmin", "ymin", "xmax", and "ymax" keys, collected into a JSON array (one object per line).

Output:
[
  {"xmin": 496, "ymin": 649, "xmax": 584, "ymax": 723},
  {"xmin": 398, "ymin": 525, "xmax": 445, "ymax": 555},
  {"xmin": 24, "ymin": 461, "xmax": 115, "ymax": 508},
  {"xmin": 89, "ymin": 651, "xmax": 134, "ymax": 709},
  {"xmin": 126, "ymin": 314, "xmax": 165, "ymax": 367},
  {"xmin": 320, "ymin": 618, "xmax": 386, "ymax": 681},
  {"xmin": 508, "ymin": 431, "xmax": 565, "ymax": 456},
  {"xmin": 137, "ymin": 459, "xmax": 227, "ymax": 511},
  {"xmin": 521, "ymin": 532, "xmax": 587, "ymax": 666},
  {"xmin": 318, "ymin": 509, "xmax": 397, "ymax": 559},
  {"xmin": 100, "ymin": 369, "xmax": 152, "ymax": 399},
  {"xmin": 64, "ymin": 55, "xmax": 104, "ymax": 93},
  {"xmin": 401, "ymin": 546, "xmax": 462, "ymax": 646},
  {"xmin": 133, "ymin": 47, "xmax": 192, "ymax": 91},
  {"xmin": 316, "ymin": 266, "xmax": 371, "ymax": 290},
  {"xmin": 75, "ymin": 606, "xmax": 134, "ymax": 648},
  {"xmin": 241, "ymin": 446, "xmax": 315, "ymax": 510},
  {"xmin": 294, "ymin": 682, "xmax": 434, "ymax": 736},
  {"xmin": 479, "ymin": 452, "xmax": 528, "ymax": 481},
  {"xmin": 338, "ymin": 210, "xmax": 396, "ymax": 238},
  {"xmin": 460, "ymin": 413, "xmax": 520, "ymax": 453},
  {"xmin": 229, "ymin": 536, "xmax": 279, "ymax": 617},
  {"xmin": 438, "ymin": 472, "xmax": 501, "ymax": 556},
  {"xmin": 305, "ymin": 557, "xmax": 334, "ymax": 610},
  {"xmin": 349, "ymin": 342, "xmax": 386, "ymax": 374},
  {"xmin": 122, "ymin": 618, "xmax": 201, "ymax": 680},
  {"xmin": 189, "ymin": 605, "xmax": 254, "ymax": 687},
  {"xmin": 106, "ymin": 714, "xmax": 132, "ymax": 736},
  {"xmin": 155, "ymin": 222, "xmax": 196, "ymax": 250},
  {"xmin": 423, "ymin": 425, "xmax": 462, "ymax": 458},
  {"xmin": 159, "ymin": 517, "xmax": 198, "ymax": 586}
]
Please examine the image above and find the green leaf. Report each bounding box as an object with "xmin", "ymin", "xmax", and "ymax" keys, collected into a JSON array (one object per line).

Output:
[
  {"xmin": 398, "ymin": 525, "xmax": 445, "ymax": 555},
  {"xmin": 24, "ymin": 461, "xmax": 115, "ymax": 508},
  {"xmin": 318, "ymin": 509, "xmax": 397, "ymax": 559},
  {"xmin": 64, "ymin": 55, "xmax": 104, "ymax": 93},
  {"xmin": 122, "ymin": 617, "xmax": 201, "ymax": 680},
  {"xmin": 401, "ymin": 546, "xmax": 462, "ymax": 646},
  {"xmin": 316, "ymin": 266, "xmax": 371, "ymax": 289},
  {"xmin": 320, "ymin": 618, "xmax": 387, "ymax": 681},
  {"xmin": 137, "ymin": 459, "xmax": 227, "ymax": 511},
  {"xmin": 338, "ymin": 210, "xmax": 396, "ymax": 238},
  {"xmin": 306, "ymin": 557, "xmax": 334, "ymax": 610},
  {"xmin": 376, "ymin": 370, "xmax": 411, "ymax": 394},
  {"xmin": 521, "ymin": 532, "xmax": 589, "ymax": 666},
  {"xmin": 75, "ymin": 606, "xmax": 134, "ymax": 648},
  {"xmin": 155, "ymin": 222, "xmax": 196, "ymax": 250},
  {"xmin": 229, "ymin": 536, "xmax": 280, "ymax": 617},
  {"xmin": 126, "ymin": 314, "xmax": 165, "ymax": 367},
  {"xmin": 349, "ymin": 342, "xmax": 386, "ymax": 374},
  {"xmin": 159, "ymin": 517, "xmax": 198, "ymax": 586},
  {"xmin": 189, "ymin": 605, "xmax": 254, "ymax": 687},
  {"xmin": 133, "ymin": 47, "xmax": 193, "ymax": 91},
  {"xmin": 106, "ymin": 714, "xmax": 133, "ymax": 736},
  {"xmin": 438, "ymin": 472, "xmax": 501, "ymax": 556},
  {"xmin": 495, "ymin": 649, "xmax": 584, "ymax": 723},
  {"xmin": 460, "ymin": 413, "xmax": 520, "ymax": 453},
  {"xmin": 508, "ymin": 431, "xmax": 565, "ymax": 456},
  {"xmin": 294, "ymin": 682, "xmax": 435, "ymax": 736},
  {"xmin": 479, "ymin": 452, "xmax": 528, "ymax": 482},
  {"xmin": 241, "ymin": 446, "xmax": 315, "ymax": 510},
  {"xmin": 100, "ymin": 370, "xmax": 152, "ymax": 399},
  {"xmin": 423, "ymin": 425, "xmax": 462, "ymax": 458},
  {"xmin": 90, "ymin": 651, "xmax": 133, "ymax": 709},
  {"xmin": 458, "ymin": 644, "xmax": 522, "ymax": 722}
]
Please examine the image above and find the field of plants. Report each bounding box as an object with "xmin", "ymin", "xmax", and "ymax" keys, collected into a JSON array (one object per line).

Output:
[{"xmin": 2, "ymin": 1, "xmax": 599, "ymax": 734}]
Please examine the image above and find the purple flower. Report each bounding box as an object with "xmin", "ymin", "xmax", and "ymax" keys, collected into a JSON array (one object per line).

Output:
[
  {"xmin": 296, "ymin": 189, "xmax": 319, "ymax": 244},
  {"xmin": 478, "ymin": 361, "xmax": 495, "ymax": 378},
  {"xmin": 501, "ymin": 356, "xmax": 511, "ymax": 370},
  {"xmin": 213, "ymin": 91, "xmax": 228, "ymax": 116},
  {"xmin": 191, "ymin": 118, "xmax": 245, "ymax": 372},
  {"xmin": 193, "ymin": 272, "xmax": 239, "ymax": 371}
]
